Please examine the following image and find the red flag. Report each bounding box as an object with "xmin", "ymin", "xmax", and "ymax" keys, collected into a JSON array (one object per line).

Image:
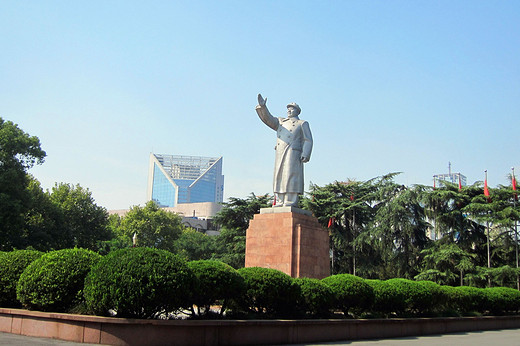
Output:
[
  {"xmin": 458, "ymin": 174, "xmax": 462, "ymax": 190},
  {"xmin": 484, "ymin": 176, "xmax": 490, "ymax": 202},
  {"xmin": 327, "ymin": 217, "xmax": 334, "ymax": 228},
  {"xmin": 513, "ymin": 172, "xmax": 518, "ymax": 201}
]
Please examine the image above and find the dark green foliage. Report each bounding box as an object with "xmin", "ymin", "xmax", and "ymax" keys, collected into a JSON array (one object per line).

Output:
[
  {"xmin": 0, "ymin": 118, "xmax": 46, "ymax": 250},
  {"xmin": 0, "ymin": 250, "xmax": 43, "ymax": 307},
  {"xmin": 483, "ymin": 287, "xmax": 520, "ymax": 314},
  {"xmin": 416, "ymin": 243, "xmax": 476, "ymax": 286},
  {"xmin": 16, "ymin": 248, "xmax": 100, "ymax": 312},
  {"xmin": 21, "ymin": 180, "xmax": 111, "ymax": 252},
  {"xmin": 186, "ymin": 260, "xmax": 244, "ymax": 316},
  {"xmin": 485, "ymin": 265, "xmax": 520, "ymax": 288},
  {"xmin": 95, "ymin": 236, "xmax": 132, "ymax": 255},
  {"xmin": 212, "ymin": 194, "xmax": 272, "ymax": 268},
  {"xmin": 235, "ymin": 267, "xmax": 300, "ymax": 317},
  {"xmin": 444, "ymin": 285, "xmax": 486, "ymax": 314},
  {"xmin": 365, "ymin": 279, "xmax": 403, "ymax": 315},
  {"xmin": 48, "ymin": 183, "xmax": 111, "ymax": 250},
  {"xmin": 213, "ymin": 194, "xmax": 272, "ymax": 232},
  {"xmin": 321, "ymin": 274, "xmax": 374, "ymax": 315},
  {"xmin": 416, "ymin": 280, "xmax": 448, "ymax": 313},
  {"xmin": 84, "ymin": 247, "xmax": 195, "ymax": 318},
  {"xmin": 119, "ymin": 201, "xmax": 184, "ymax": 252},
  {"xmin": 175, "ymin": 229, "xmax": 216, "ymax": 261},
  {"xmin": 211, "ymin": 227, "xmax": 246, "ymax": 269},
  {"xmin": 95, "ymin": 213, "xmax": 132, "ymax": 255},
  {"xmin": 22, "ymin": 177, "xmax": 63, "ymax": 250},
  {"xmin": 383, "ymin": 278, "xmax": 432, "ymax": 315},
  {"xmin": 305, "ymin": 179, "xmax": 382, "ymax": 277},
  {"xmin": 294, "ymin": 277, "xmax": 334, "ymax": 317},
  {"xmin": 369, "ymin": 279, "xmax": 441, "ymax": 316}
]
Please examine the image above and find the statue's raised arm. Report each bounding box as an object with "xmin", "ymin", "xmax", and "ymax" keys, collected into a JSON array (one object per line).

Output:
[
  {"xmin": 256, "ymin": 93, "xmax": 278, "ymax": 130},
  {"xmin": 257, "ymin": 93, "xmax": 267, "ymax": 107}
]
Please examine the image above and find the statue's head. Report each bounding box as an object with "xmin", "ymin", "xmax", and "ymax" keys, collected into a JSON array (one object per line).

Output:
[{"xmin": 287, "ymin": 103, "xmax": 301, "ymax": 117}]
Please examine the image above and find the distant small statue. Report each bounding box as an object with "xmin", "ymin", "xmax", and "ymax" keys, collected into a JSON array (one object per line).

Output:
[{"xmin": 256, "ymin": 93, "xmax": 313, "ymax": 207}]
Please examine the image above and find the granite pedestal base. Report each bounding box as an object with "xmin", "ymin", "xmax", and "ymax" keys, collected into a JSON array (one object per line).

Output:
[{"xmin": 245, "ymin": 207, "xmax": 330, "ymax": 279}]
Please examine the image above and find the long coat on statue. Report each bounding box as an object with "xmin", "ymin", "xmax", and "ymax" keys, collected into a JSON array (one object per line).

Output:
[{"xmin": 256, "ymin": 105, "xmax": 313, "ymax": 194}]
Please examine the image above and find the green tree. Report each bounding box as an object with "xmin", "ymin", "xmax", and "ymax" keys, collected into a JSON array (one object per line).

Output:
[
  {"xmin": 48, "ymin": 183, "xmax": 111, "ymax": 250},
  {"xmin": 305, "ymin": 179, "xmax": 380, "ymax": 276},
  {"xmin": 96, "ymin": 214, "xmax": 132, "ymax": 255},
  {"xmin": 120, "ymin": 201, "xmax": 183, "ymax": 252},
  {"xmin": 477, "ymin": 184, "xmax": 520, "ymax": 267},
  {"xmin": 372, "ymin": 184, "xmax": 430, "ymax": 279},
  {"xmin": 174, "ymin": 228, "xmax": 216, "ymax": 261},
  {"xmin": 423, "ymin": 182, "xmax": 487, "ymax": 258},
  {"xmin": 212, "ymin": 193, "xmax": 272, "ymax": 268},
  {"xmin": 22, "ymin": 176, "xmax": 63, "ymax": 250},
  {"xmin": 306, "ymin": 173, "xmax": 426, "ymax": 279},
  {"xmin": 415, "ymin": 243, "xmax": 476, "ymax": 286},
  {"xmin": 0, "ymin": 118, "xmax": 46, "ymax": 250}
]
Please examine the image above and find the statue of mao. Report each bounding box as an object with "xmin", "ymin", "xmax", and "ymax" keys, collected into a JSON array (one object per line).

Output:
[{"xmin": 256, "ymin": 93, "xmax": 313, "ymax": 207}]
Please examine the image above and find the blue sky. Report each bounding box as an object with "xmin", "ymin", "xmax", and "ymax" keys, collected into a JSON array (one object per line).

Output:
[{"xmin": 1, "ymin": 1, "xmax": 519, "ymax": 210}]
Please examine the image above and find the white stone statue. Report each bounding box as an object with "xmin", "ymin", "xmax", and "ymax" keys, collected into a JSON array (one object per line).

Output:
[{"xmin": 256, "ymin": 93, "xmax": 313, "ymax": 207}]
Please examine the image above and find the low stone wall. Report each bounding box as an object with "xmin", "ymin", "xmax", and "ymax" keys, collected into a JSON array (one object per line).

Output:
[{"xmin": 1, "ymin": 308, "xmax": 520, "ymax": 345}]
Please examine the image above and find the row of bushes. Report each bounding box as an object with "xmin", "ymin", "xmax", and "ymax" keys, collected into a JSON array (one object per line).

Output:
[{"xmin": 1, "ymin": 248, "xmax": 520, "ymax": 319}]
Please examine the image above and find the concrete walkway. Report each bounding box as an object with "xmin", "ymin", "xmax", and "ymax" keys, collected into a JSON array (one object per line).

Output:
[
  {"xmin": 1, "ymin": 329, "xmax": 520, "ymax": 345},
  {"xmin": 292, "ymin": 328, "xmax": 520, "ymax": 345},
  {"xmin": 0, "ymin": 332, "xmax": 102, "ymax": 345}
]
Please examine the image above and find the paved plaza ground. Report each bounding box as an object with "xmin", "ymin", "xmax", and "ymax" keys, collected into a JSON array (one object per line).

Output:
[
  {"xmin": 291, "ymin": 328, "xmax": 520, "ymax": 345},
  {"xmin": 1, "ymin": 329, "xmax": 520, "ymax": 345}
]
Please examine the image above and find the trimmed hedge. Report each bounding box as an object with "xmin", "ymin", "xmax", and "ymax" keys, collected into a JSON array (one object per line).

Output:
[
  {"xmin": 483, "ymin": 287, "xmax": 520, "ymax": 314},
  {"xmin": 84, "ymin": 247, "xmax": 195, "ymax": 318},
  {"xmin": 187, "ymin": 260, "xmax": 244, "ymax": 316},
  {"xmin": 416, "ymin": 280, "xmax": 448, "ymax": 313},
  {"xmin": 2, "ymin": 247, "xmax": 520, "ymax": 319},
  {"xmin": 444, "ymin": 285, "xmax": 486, "ymax": 314},
  {"xmin": 383, "ymin": 278, "xmax": 432, "ymax": 315},
  {"xmin": 365, "ymin": 279, "xmax": 400, "ymax": 315},
  {"xmin": 0, "ymin": 250, "xmax": 43, "ymax": 308},
  {"xmin": 235, "ymin": 267, "xmax": 300, "ymax": 318},
  {"xmin": 17, "ymin": 248, "xmax": 100, "ymax": 312},
  {"xmin": 294, "ymin": 277, "xmax": 334, "ymax": 317},
  {"xmin": 321, "ymin": 274, "xmax": 374, "ymax": 315}
]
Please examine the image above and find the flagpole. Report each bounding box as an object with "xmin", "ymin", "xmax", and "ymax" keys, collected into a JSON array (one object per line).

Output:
[
  {"xmin": 513, "ymin": 167, "xmax": 519, "ymax": 290},
  {"xmin": 485, "ymin": 170, "xmax": 491, "ymax": 287},
  {"xmin": 433, "ymin": 176, "xmax": 438, "ymax": 241},
  {"xmin": 352, "ymin": 209, "xmax": 356, "ymax": 276}
]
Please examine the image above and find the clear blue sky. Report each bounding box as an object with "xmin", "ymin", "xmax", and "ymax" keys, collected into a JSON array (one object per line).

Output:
[{"xmin": 1, "ymin": 1, "xmax": 519, "ymax": 210}]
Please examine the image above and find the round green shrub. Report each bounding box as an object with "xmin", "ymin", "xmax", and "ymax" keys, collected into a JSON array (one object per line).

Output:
[
  {"xmin": 321, "ymin": 274, "xmax": 374, "ymax": 315},
  {"xmin": 483, "ymin": 287, "xmax": 520, "ymax": 314},
  {"xmin": 294, "ymin": 277, "xmax": 334, "ymax": 317},
  {"xmin": 444, "ymin": 285, "xmax": 486, "ymax": 314},
  {"xmin": 187, "ymin": 260, "xmax": 245, "ymax": 315},
  {"xmin": 17, "ymin": 248, "xmax": 100, "ymax": 312},
  {"xmin": 415, "ymin": 280, "xmax": 447, "ymax": 313},
  {"xmin": 383, "ymin": 278, "xmax": 432, "ymax": 315},
  {"xmin": 84, "ymin": 247, "xmax": 195, "ymax": 318},
  {"xmin": 0, "ymin": 250, "xmax": 43, "ymax": 307},
  {"xmin": 235, "ymin": 267, "xmax": 300, "ymax": 317},
  {"xmin": 365, "ymin": 279, "xmax": 403, "ymax": 315}
]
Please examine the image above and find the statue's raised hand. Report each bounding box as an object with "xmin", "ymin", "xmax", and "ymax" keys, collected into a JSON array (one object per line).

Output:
[{"xmin": 258, "ymin": 93, "xmax": 267, "ymax": 107}]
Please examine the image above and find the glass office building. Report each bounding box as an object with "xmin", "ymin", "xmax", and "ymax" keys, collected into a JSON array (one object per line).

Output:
[{"xmin": 147, "ymin": 154, "xmax": 224, "ymax": 207}]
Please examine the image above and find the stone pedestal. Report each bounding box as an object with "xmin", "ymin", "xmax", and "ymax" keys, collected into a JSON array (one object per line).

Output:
[{"xmin": 245, "ymin": 207, "xmax": 330, "ymax": 279}]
